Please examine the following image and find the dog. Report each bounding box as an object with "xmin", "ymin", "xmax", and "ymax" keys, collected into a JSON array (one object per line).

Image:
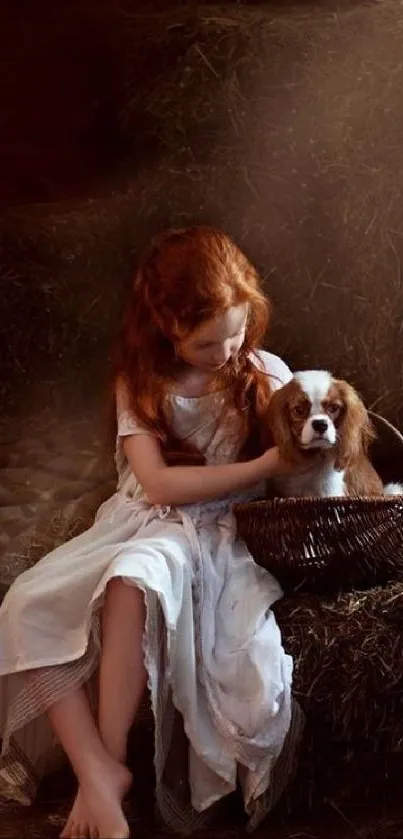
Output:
[{"xmin": 265, "ymin": 370, "xmax": 402, "ymax": 498}]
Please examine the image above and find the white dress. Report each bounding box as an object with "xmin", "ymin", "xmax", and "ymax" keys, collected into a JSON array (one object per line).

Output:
[{"xmin": 0, "ymin": 350, "xmax": 302, "ymax": 833}]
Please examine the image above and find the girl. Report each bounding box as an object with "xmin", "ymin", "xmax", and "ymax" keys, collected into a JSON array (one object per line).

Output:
[{"xmin": 0, "ymin": 227, "xmax": 303, "ymax": 839}]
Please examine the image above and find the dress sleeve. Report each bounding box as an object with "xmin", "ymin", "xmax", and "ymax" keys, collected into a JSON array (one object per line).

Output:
[
  {"xmin": 115, "ymin": 378, "xmax": 155, "ymax": 437},
  {"xmin": 253, "ymin": 349, "xmax": 293, "ymax": 391}
]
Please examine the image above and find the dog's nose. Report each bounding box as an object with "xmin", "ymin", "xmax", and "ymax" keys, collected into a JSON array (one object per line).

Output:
[{"xmin": 311, "ymin": 418, "xmax": 328, "ymax": 435}]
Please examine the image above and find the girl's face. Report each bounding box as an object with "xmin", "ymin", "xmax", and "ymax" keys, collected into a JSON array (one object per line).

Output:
[{"xmin": 177, "ymin": 304, "xmax": 248, "ymax": 373}]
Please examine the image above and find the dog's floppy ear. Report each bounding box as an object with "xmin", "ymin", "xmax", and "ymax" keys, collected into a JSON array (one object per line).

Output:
[
  {"xmin": 264, "ymin": 382, "xmax": 298, "ymax": 463},
  {"xmin": 334, "ymin": 380, "xmax": 376, "ymax": 469}
]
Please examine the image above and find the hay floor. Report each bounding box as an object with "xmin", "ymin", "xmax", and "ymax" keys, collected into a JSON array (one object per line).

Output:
[
  {"xmin": 2, "ymin": 773, "xmax": 403, "ymax": 839},
  {"xmin": 2, "ymin": 758, "xmax": 403, "ymax": 839}
]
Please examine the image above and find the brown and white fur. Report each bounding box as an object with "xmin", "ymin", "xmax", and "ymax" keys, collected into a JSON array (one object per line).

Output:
[{"xmin": 265, "ymin": 370, "xmax": 402, "ymax": 499}]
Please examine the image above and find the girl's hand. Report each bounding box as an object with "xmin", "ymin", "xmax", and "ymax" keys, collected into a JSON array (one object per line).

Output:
[{"xmin": 262, "ymin": 446, "xmax": 306, "ymax": 478}]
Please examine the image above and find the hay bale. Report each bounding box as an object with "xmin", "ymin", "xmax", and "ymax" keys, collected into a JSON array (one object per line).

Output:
[{"xmin": 274, "ymin": 582, "xmax": 403, "ymax": 810}]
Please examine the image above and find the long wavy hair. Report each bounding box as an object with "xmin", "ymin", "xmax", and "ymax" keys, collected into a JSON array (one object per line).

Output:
[{"xmin": 112, "ymin": 226, "xmax": 274, "ymax": 463}]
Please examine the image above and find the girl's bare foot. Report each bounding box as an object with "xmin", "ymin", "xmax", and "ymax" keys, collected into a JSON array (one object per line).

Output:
[{"xmin": 60, "ymin": 758, "xmax": 132, "ymax": 839}]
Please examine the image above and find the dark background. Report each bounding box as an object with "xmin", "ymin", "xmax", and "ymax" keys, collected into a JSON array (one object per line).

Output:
[{"xmin": 1, "ymin": 0, "xmax": 402, "ymax": 427}]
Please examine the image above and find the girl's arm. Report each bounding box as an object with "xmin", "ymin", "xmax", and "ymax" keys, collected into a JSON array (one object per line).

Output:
[{"xmin": 123, "ymin": 434, "xmax": 285, "ymax": 506}]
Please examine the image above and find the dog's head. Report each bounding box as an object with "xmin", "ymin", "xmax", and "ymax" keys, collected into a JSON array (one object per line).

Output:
[{"xmin": 266, "ymin": 371, "xmax": 375, "ymax": 468}]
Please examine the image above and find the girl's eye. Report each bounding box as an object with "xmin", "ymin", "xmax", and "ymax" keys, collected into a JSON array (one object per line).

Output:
[{"xmin": 195, "ymin": 340, "xmax": 215, "ymax": 350}]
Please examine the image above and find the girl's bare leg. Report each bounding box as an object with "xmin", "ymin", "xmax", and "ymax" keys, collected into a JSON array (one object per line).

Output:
[
  {"xmin": 98, "ymin": 579, "xmax": 147, "ymax": 762},
  {"xmin": 48, "ymin": 687, "xmax": 132, "ymax": 839},
  {"xmin": 50, "ymin": 579, "xmax": 147, "ymax": 838}
]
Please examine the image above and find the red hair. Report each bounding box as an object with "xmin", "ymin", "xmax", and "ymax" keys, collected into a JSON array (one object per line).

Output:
[{"xmin": 113, "ymin": 226, "xmax": 273, "ymax": 461}]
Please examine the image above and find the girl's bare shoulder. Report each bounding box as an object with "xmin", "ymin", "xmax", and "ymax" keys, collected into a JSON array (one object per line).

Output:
[{"xmin": 252, "ymin": 350, "xmax": 293, "ymax": 389}]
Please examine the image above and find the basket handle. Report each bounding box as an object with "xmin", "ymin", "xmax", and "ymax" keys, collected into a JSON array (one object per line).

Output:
[{"xmin": 368, "ymin": 411, "xmax": 403, "ymax": 448}]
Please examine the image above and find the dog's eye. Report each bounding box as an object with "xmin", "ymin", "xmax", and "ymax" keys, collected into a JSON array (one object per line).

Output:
[
  {"xmin": 327, "ymin": 402, "xmax": 340, "ymax": 416},
  {"xmin": 291, "ymin": 404, "xmax": 306, "ymax": 418}
]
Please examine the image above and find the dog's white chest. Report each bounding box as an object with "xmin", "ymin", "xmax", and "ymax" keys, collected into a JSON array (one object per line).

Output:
[{"xmin": 272, "ymin": 464, "xmax": 346, "ymax": 499}]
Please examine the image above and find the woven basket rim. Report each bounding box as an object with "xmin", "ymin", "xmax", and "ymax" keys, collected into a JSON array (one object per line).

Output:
[{"xmin": 234, "ymin": 495, "xmax": 403, "ymax": 515}]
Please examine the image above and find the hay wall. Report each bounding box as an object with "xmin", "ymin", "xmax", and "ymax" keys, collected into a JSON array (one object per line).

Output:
[{"xmin": 1, "ymin": 0, "xmax": 403, "ymax": 425}]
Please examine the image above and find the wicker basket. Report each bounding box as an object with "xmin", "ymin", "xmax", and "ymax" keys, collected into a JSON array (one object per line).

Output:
[{"xmin": 235, "ymin": 411, "xmax": 403, "ymax": 594}]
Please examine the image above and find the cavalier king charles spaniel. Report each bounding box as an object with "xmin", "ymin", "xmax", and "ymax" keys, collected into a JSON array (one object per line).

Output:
[{"xmin": 266, "ymin": 370, "xmax": 402, "ymax": 499}]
